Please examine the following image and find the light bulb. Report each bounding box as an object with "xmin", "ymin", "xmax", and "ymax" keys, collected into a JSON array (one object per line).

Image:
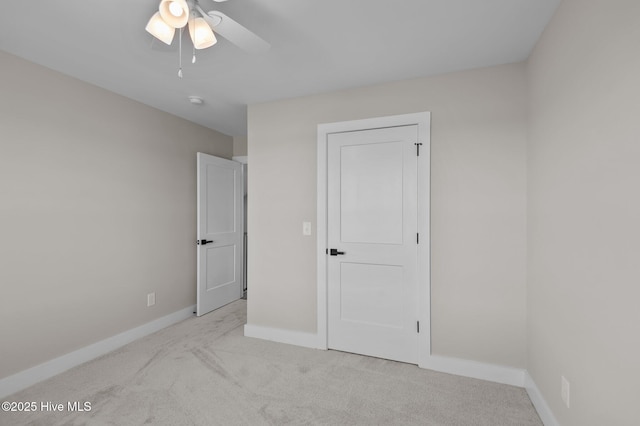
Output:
[
  {"xmin": 169, "ymin": 2, "xmax": 183, "ymax": 17},
  {"xmin": 159, "ymin": 0, "xmax": 189, "ymax": 28}
]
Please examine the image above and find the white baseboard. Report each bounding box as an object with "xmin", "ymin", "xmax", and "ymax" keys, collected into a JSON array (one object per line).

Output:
[
  {"xmin": 420, "ymin": 354, "xmax": 526, "ymax": 387},
  {"xmin": 525, "ymin": 372, "xmax": 559, "ymax": 426},
  {"xmin": 0, "ymin": 305, "xmax": 196, "ymax": 399},
  {"xmin": 244, "ymin": 324, "xmax": 318, "ymax": 349}
]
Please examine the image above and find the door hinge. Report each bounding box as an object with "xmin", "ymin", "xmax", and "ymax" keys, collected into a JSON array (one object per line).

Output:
[
  {"xmin": 417, "ymin": 233, "xmax": 419, "ymax": 244},
  {"xmin": 417, "ymin": 321, "xmax": 420, "ymax": 333},
  {"xmin": 414, "ymin": 142, "xmax": 423, "ymax": 156}
]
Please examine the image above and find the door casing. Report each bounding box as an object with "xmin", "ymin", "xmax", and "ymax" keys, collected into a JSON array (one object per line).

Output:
[{"xmin": 316, "ymin": 112, "xmax": 431, "ymax": 366}]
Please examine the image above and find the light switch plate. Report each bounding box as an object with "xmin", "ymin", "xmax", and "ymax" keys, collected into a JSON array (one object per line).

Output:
[{"xmin": 303, "ymin": 222, "xmax": 312, "ymax": 236}]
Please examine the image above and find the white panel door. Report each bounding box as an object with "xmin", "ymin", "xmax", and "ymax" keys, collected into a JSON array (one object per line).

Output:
[
  {"xmin": 197, "ymin": 153, "xmax": 244, "ymax": 316},
  {"xmin": 327, "ymin": 125, "xmax": 419, "ymax": 364}
]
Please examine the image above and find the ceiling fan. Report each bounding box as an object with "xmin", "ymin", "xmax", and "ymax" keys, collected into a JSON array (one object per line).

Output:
[{"xmin": 145, "ymin": 0, "xmax": 270, "ymax": 76}]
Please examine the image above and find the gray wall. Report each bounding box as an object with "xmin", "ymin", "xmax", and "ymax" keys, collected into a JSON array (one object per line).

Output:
[
  {"xmin": 233, "ymin": 136, "xmax": 248, "ymax": 157},
  {"xmin": 527, "ymin": 0, "xmax": 640, "ymax": 424},
  {"xmin": 0, "ymin": 51, "xmax": 233, "ymax": 379},
  {"xmin": 247, "ymin": 63, "xmax": 528, "ymax": 368}
]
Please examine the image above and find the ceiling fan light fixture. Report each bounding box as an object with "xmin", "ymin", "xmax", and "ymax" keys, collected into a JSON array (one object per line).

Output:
[
  {"xmin": 189, "ymin": 17, "xmax": 217, "ymax": 49},
  {"xmin": 169, "ymin": 2, "xmax": 184, "ymax": 17},
  {"xmin": 145, "ymin": 12, "xmax": 175, "ymax": 45},
  {"xmin": 159, "ymin": 0, "xmax": 189, "ymax": 28}
]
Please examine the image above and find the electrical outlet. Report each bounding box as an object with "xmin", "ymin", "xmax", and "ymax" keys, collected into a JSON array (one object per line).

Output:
[
  {"xmin": 147, "ymin": 292, "xmax": 156, "ymax": 307},
  {"xmin": 561, "ymin": 376, "xmax": 570, "ymax": 408},
  {"xmin": 303, "ymin": 221, "xmax": 312, "ymax": 236}
]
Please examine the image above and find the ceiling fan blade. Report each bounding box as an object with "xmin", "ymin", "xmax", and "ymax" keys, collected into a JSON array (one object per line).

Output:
[{"xmin": 195, "ymin": 6, "xmax": 270, "ymax": 55}]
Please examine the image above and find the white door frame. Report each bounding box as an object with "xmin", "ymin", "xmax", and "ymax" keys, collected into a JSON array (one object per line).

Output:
[{"xmin": 316, "ymin": 112, "xmax": 431, "ymax": 366}]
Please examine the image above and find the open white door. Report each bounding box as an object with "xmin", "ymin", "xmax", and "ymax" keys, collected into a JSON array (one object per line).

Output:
[{"xmin": 197, "ymin": 153, "xmax": 244, "ymax": 316}]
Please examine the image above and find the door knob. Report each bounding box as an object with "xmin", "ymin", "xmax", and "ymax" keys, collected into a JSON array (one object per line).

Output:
[
  {"xmin": 329, "ymin": 248, "xmax": 345, "ymax": 256},
  {"xmin": 197, "ymin": 239, "xmax": 214, "ymax": 245}
]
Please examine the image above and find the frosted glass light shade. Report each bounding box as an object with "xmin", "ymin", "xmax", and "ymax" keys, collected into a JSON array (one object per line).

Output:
[
  {"xmin": 159, "ymin": 0, "xmax": 189, "ymax": 28},
  {"xmin": 189, "ymin": 17, "xmax": 217, "ymax": 49},
  {"xmin": 145, "ymin": 12, "xmax": 175, "ymax": 45}
]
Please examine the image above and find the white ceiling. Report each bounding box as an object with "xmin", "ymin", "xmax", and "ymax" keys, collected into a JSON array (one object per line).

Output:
[{"xmin": 0, "ymin": 0, "xmax": 560, "ymax": 136}]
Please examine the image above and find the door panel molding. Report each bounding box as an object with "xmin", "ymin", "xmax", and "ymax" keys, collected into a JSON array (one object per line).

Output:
[{"xmin": 316, "ymin": 112, "xmax": 431, "ymax": 367}]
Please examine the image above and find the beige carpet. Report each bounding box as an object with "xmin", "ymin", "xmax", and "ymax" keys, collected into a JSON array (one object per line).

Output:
[{"xmin": 1, "ymin": 300, "xmax": 542, "ymax": 425}]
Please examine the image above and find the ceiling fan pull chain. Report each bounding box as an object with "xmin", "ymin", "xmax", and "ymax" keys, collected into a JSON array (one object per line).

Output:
[
  {"xmin": 178, "ymin": 28, "xmax": 184, "ymax": 78},
  {"xmin": 191, "ymin": 10, "xmax": 197, "ymax": 64}
]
